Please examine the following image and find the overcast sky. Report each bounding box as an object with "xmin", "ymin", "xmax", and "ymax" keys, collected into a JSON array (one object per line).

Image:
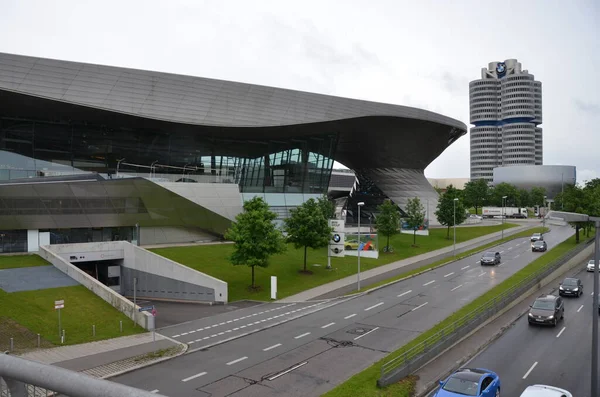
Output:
[{"xmin": 1, "ymin": 0, "xmax": 598, "ymax": 184}]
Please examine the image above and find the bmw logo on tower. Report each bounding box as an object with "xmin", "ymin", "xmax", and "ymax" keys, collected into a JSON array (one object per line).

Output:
[{"xmin": 496, "ymin": 62, "xmax": 506, "ymax": 77}]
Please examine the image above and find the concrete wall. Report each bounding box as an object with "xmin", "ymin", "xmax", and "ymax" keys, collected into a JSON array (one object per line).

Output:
[
  {"xmin": 157, "ymin": 182, "xmax": 242, "ymax": 221},
  {"xmin": 38, "ymin": 245, "xmax": 154, "ymax": 330},
  {"xmin": 123, "ymin": 243, "xmax": 228, "ymax": 303},
  {"xmin": 140, "ymin": 226, "xmax": 219, "ymax": 246}
]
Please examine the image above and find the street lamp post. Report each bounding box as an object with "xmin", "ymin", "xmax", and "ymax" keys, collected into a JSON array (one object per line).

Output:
[
  {"xmin": 501, "ymin": 196, "xmax": 507, "ymax": 239},
  {"xmin": 546, "ymin": 211, "xmax": 599, "ymax": 397},
  {"xmin": 542, "ymin": 196, "xmax": 547, "ymax": 235},
  {"xmin": 357, "ymin": 202, "xmax": 365, "ymax": 291},
  {"xmin": 453, "ymin": 198, "xmax": 459, "ymax": 256}
]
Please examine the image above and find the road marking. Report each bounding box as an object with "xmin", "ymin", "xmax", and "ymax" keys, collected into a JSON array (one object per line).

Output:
[
  {"xmin": 321, "ymin": 322, "xmax": 336, "ymax": 328},
  {"xmin": 181, "ymin": 332, "xmax": 188, "ymax": 336},
  {"xmin": 478, "ymin": 272, "xmax": 486, "ymax": 277},
  {"xmin": 577, "ymin": 304, "xmax": 584, "ymax": 312},
  {"xmin": 295, "ymin": 332, "xmax": 311, "ymax": 339},
  {"xmin": 344, "ymin": 314, "xmax": 357, "ymax": 319},
  {"xmin": 500, "ymin": 250, "xmax": 505, "ymax": 253},
  {"xmin": 451, "ymin": 284, "xmax": 463, "ymax": 292},
  {"xmin": 182, "ymin": 371, "xmax": 207, "ymax": 382},
  {"xmin": 267, "ymin": 362, "xmax": 308, "ymax": 381},
  {"xmin": 556, "ymin": 327, "xmax": 566, "ymax": 338},
  {"xmin": 354, "ymin": 326, "xmax": 380, "ymax": 340},
  {"xmin": 150, "ymin": 390, "xmax": 159, "ymax": 394},
  {"xmin": 423, "ymin": 280, "xmax": 435, "ymax": 286},
  {"xmin": 515, "ymin": 254, "xmax": 520, "ymax": 258},
  {"xmin": 227, "ymin": 356, "xmax": 248, "ymax": 366},
  {"xmin": 523, "ymin": 362, "xmax": 538, "ymax": 379},
  {"xmin": 365, "ymin": 302, "xmax": 384, "ymax": 311},
  {"xmin": 263, "ymin": 343, "xmax": 282, "ymax": 351},
  {"xmin": 462, "ymin": 265, "xmax": 470, "ymax": 270},
  {"xmin": 444, "ymin": 272, "xmax": 454, "ymax": 278},
  {"xmin": 397, "ymin": 290, "xmax": 412, "ymax": 298},
  {"xmin": 411, "ymin": 302, "xmax": 428, "ymax": 312},
  {"xmin": 508, "ymin": 247, "xmax": 513, "ymax": 250},
  {"xmin": 172, "ymin": 334, "xmax": 180, "ymax": 338}
]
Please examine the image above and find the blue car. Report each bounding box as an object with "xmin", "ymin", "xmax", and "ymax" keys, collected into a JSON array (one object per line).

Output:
[{"xmin": 434, "ymin": 368, "xmax": 501, "ymax": 397}]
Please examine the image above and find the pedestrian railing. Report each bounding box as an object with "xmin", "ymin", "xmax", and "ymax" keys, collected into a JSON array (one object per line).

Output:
[
  {"xmin": 0, "ymin": 353, "xmax": 163, "ymax": 397},
  {"xmin": 378, "ymin": 236, "xmax": 594, "ymax": 387}
]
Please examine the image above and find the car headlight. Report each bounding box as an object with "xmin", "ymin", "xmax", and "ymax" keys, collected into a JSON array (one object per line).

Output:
[
  {"xmin": 573, "ymin": 288, "xmax": 579, "ymax": 291},
  {"xmin": 528, "ymin": 313, "xmax": 534, "ymax": 317},
  {"xmin": 559, "ymin": 286, "xmax": 564, "ymax": 290},
  {"xmin": 548, "ymin": 315, "xmax": 554, "ymax": 319}
]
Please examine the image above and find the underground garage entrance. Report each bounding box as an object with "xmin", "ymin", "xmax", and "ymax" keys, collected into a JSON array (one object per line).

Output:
[{"xmin": 71, "ymin": 258, "xmax": 123, "ymax": 291}]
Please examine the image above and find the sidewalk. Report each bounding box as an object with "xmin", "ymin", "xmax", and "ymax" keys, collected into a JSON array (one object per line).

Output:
[
  {"xmin": 278, "ymin": 223, "xmax": 535, "ymax": 302},
  {"xmin": 17, "ymin": 332, "xmax": 187, "ymax": 379}
]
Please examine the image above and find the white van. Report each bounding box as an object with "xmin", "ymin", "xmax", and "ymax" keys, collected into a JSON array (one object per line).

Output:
[{"xmin": 519, "ymin": 385, "xmax": 572, "ymax": 397}]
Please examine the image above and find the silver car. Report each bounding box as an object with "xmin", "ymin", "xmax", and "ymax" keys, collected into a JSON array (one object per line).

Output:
[
  {"xmin": 587, "ymin": 259, "xmax": 597, "ymax": 272},
  {"xmin": 519, "ymin": 384, "xmax": 572, "ymax": 397}
]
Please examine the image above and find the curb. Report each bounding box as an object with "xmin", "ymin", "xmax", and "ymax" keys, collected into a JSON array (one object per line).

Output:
[{"xmin": 101, "ymin": 339, "xmax": 189, "ymax": 380}]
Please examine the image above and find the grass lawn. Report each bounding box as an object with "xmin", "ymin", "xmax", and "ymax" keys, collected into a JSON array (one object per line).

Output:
[
  {"xmin": 151, "ymin": 223, "xmax": 518, "ymax": 302},
  {"xmin": 353, "ymin": 226, "xmax": 550, "ymax": 294},
  {"xmin": 322, "ymin": 231, "xmax": 591, "ymax": 397},
  {"xmin": 0, "ymin": 254, "xmax": 51, "ymax": 270},
  {"xmin": 0, "ymin": 285, "xmax": 143, "ymax": 348}
]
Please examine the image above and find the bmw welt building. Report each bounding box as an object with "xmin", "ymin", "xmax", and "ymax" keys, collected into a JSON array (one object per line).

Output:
[{"xmin": 0, "ymin": 52, "xmax": 466, "ymax": 253}]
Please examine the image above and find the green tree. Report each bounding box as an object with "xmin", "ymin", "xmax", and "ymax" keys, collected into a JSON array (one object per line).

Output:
[
  {"xmin": 404, "ymin": 197, "xmax": 426, "ymax": 246},
  {"xmin": 375, "ymin": 199, "xmax": 400, "ymax": 252},
  {"xmin": 554, "ymin": 184, "xmax": 588, "ymax": 242},
  {"xmin": 224, "ymin": 197, "xmax": 287, "ymax": 290},
  {"xmin": 489, "ymin": 183, "xmax": 519, "ymax": 206},
  {"xmin": 317, "ymin": 195, "xmax": 335, "ymax": 219},
  {"xmin": 284, "ymin": 198, "xmax": 332, "ymax": 272},
  {"xmin": 435, "ymin": 185, "xmax": 468, "ymax": 238},
  {"xmin": 517, "ymin": 188, "xmax": 531, "ymax": 208},
  {"xmin": 530, "ymin": 186, "xmax": 547, "ymax": 207},
  {"xmin": 462, "ymin": 179, "xmax": 489, "ymax": 215}
]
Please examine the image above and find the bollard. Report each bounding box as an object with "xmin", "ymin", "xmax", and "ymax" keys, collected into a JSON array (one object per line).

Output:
[
  {"xmin": 92, "ymin": 325, "xmax": 96, "ymax": 337},
  {"xmin": 120, "ymin": 320, "xmax": 123, "ymax": 333},
  {"xmin": 61, "ymin": 329, "xmax": 65, "ymax": 344},
  {"xmin": 37, "ymin": 333, "xmax": 40, "ymax": 348},
  {"xmin": 10, "ymin": 337, "xmax": 13, "ymax": 352}
]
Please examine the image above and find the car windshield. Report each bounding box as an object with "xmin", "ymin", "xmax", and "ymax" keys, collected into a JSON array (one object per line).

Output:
[
  {"xmin": 563, "ymin": 279, "xmax": 578, "ymax": 286},
  {"xmin": 533, "ymin": 233, "xmax": 541, "ymax": 237},
  {"xmin": 483, "ymin": 252, "xmax": 495, "ymax": 258},
  {"xmin": 442, "ymin": 377, "xmax": 479, "ymax": 396},
  {"xmin": 534, "ymin": 241, "xmax": 544, "ymax": 246},
  {"xmin": 590, "ymin": 260, "xmax": 597, "ymax": 265},
  {"xmin": 532, "ymin": 300, "xmax": 555, "ymax": 310}
]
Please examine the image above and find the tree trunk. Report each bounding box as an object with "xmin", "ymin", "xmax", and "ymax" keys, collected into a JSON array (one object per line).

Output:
[
  {"xmin": 251, "ymin": 265, "xmax": 255, "ymax": 288},
  {"xmin": 413, "ymin": 230, "xmax": 416, "ymax": 245},
  {"xmin": 304, "ymin": 246, "xmax": 307, "ymax": 271},
  {"xmin": 386, "ymin": 235, "xmax": 390, "ymax": 251},
  {"xmin": 447, "ymin": 225, "xmax": 451, "ymax": 239},
  {"xmin": 475, "ymin": 205, "xmax": 478, "ymax": 215},
  {"xmin": 575, "ymin": 225, "xmax": 580, "ymax": 243}
]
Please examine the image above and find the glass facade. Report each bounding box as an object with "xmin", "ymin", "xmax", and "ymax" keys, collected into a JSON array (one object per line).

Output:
[
  {"xmin": 0, "ymin": 230, "xmax": 27, "ymax": 253},
  {"xmin": 44, "ymin": 227, "xmax": 135, "ymax": 245},
  {"xmin": 0, "ymin": 116, "xmax": 336, "ymax": 195}
]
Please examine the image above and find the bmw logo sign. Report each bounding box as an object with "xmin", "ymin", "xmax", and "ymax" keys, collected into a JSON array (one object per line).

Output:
[
  {"xmin": 332, "ymin": 233, "xmax": 341, "ymax": 243},
  {"xmin": 496, "ymin": 62, "xmax": 506, "ymax": 75}
]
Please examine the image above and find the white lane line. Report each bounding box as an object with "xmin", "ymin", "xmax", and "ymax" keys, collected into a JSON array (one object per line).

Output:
[
  {"xmin": 500, "ymin": 250, "xmax": 505, "ymax": 253},
  {"xmin": 411, "ymin": 302, "xmax": 429, "ymax": 312},
  {"xmin": 444, "ymin": 272, "xmax": 454, "ymax": 278},
  {"xmin": 397, "ymin": 290, "xmax": 412, "ymax": 298},
  {"xmin": 515, "ymin": 254, "xmax": 520, "ymax": 258},
  {"xmin": 150, "ymin": 390, "xmax": 159, "ymax": 394},
  {"xmin": 451, "ymin": 284, "xmax": 463, "ymax": 292},
  {"xmin": 181, "ymin": 332, "xmax": 189, "ymax": 336},
  {"xmin": 172, "ymin": 334, "xmax": 180, "ymax": 338},
  {"xmin": 354, "ymin": 326, "xmax": 380, "ymax": 340},
  {"xmin": 182, "ymin": 371, "xmax": 207, "ymax": 382},
  {"xmin": 423, "ymin": 280, "xmax": 436, "ymax": 286},
  {"xmin": 267, "ymin": 362, "xmax": 308, "ymax": 381},
  {"xmin": 226, "ymin": 356, "xmax": 248, "ymax": 366},
  {"xmin": 263, "ymin": 343, "xmax": 282, "ymax": 351},
  {"xmin": 578, "ymin": 305, "xmax": 584, "ymax": 313},
  {"xmin": 523, "ymin": 362, "xmax": 538, "ymax": 379},
  {"xmin": 462, "ymin": 265, "xmax": 470, "ymax": 270},
  {"xmin": 295, "ymin": 332, "xmax": 311, "ymax": 339},
  {"xmin": 344, "ymin": 314, "xmax": 357, "ymax": 319},
  {"xmin": 365, "ymin": 302, "xmax": 384, "ymax": 311},
  {"xmin": 321, "ymin": 322, "xmax": 336, "ymax": 329},
  {"xmin": 478, "ymin": 272, "xmax": 486, "ymax": 277},
  {"xmin": 508, "ymin": 247, "xmax": 513, "ymax": 250},
  {"xmin": 556, "ymin": 327, "xmax": 566, "ymax": 338}
]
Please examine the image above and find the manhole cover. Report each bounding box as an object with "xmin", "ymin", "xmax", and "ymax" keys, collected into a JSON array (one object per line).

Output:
[{"xmin": 347, "ymin": 327, "xmax": 373, "ymax": 336}]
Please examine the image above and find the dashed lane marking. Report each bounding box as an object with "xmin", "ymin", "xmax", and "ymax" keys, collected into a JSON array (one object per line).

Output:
[
  {"xmin": 182, "ymin": 372, "xmax": 207, "ymax": 382},
  {"xmin": 364, "ymin": 302, "xmax": 384, "ymax": 311},
  {"xmin": 294, "ymin": 332, "xmax": 311, "ymax": 339},
  {"xmin": 523, "ymin": 362, "xmax": 538, "ymax": 379},
  {"xmin": 344, "ymin": 314, "xmax": 357, "ymax": 319},
  {"xmin": 321, "ymin": 322, "xmax": 335, "ymax": 328},
  {"xmin": 451, "ymin": 284, "xmax": 463, "ymax": 292},
  {"xmin": 411, "ymin": 302, "xmax": 428, "ymax": 312},
  {"xmin": 397, "ymin": 290, "xmax": 412, "ymax": 298},
  {"xmin": 556, "ymin": 327, "xmax": 566, "ymax": 338},
  {"xmin": 354, "ymin": 326, "xmax": 380, "ymax": 340},
  {"xmin": 423, "ymin": 280, "xmax": 435, "ymax": 286},
  {"xmin": 226, "ymin": 356, "xmax": 248, "ymax": 366},
  {"xmin": 263, "ymin": 343, "xmax": 282, "ymax": 351},
  {"xmin": 444, "ymin": 272, "xmax": 454, "ymax": 278},
  {"xmin": 577, "ymin": 305, "xmax": 584, "ymax": 313},
  {"xmin": 462, "ymin": 265, "xmax": 470, "ymax": 270}
]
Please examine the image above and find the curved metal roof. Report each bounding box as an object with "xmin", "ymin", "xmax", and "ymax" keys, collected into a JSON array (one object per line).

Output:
[{"xmin": 0, "ymin": 52, "xmax": 466, "ymax": 131}]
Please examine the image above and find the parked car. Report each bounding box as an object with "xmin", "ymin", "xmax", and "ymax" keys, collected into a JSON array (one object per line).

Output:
[
  {"xmin": 558, "ymin": 277, "xmax": 583, "ymax": 297},
  {"xmin": 531, "ymin": 240, "xmax": 547, "ymax": 252},
  {"xmin": 528, "ymin": 294, "xmax": 564, "ymax": 326},
  {"xmin": 434, "ymin": 368, "xmax": 501, "ymax": 397},
  {"xmin": 519, "ymin": 385, "xmax": 572, "ymax": 397},
  {"xmin": 587, "ymin": 259, "xmax": 597, "ymax": 272},
  {"xmin": 480, "ymin": 251, "xmax": 501, "ymax": 266},
  {"xmin": 530, "ymin": 233, "xmax": 543, "ymax": 243},
  {"xmin": 469, "ymin": 214, "xmax": 483, "ymax": 220}
]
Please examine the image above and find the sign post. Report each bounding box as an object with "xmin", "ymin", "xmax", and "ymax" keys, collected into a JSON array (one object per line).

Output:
[
  {"xmin": 54, "ymin": 300, "xmax": 64, "ymax": 340},
  {"xmin": 151, "ymin": 308, "xmax": 157, "ymax": 342},
  {"xmin": 270, "ymin": 276, "xmax": 277, "ymax": 300},
  {"xmin": 328, "ymin": 220, "xmax": 345, "ymax": 270}
]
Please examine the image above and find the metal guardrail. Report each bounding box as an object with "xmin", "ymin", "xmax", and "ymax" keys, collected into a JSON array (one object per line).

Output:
[
  {"xmin": 378, "ymin": 236, "xmax": 594, "ymax": 387},
  {"xmin": 0, "ymin": 353, "xmax": 164, "ymax": 397}
]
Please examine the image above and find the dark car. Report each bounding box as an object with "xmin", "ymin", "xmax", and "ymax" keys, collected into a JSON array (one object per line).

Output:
[
  {"xmin": 531, "ymin": 240, "xmax": 547, "ymax": 252},
  {"xmin": 480, "ymin": 251, "xmax": 501, "ymax": 266},
  {"xmin": 559, "ymin": 277, "xmax": 583, "ymax": 297},
  {"xmin": 530, "ymin": 233, "xmax": 543, "ymax": 242},
  {"xmin": 434, "ymin": 368, "xmax": 501, "ymax": 397},
  {"xmin": 528, "ymin": 294, "xmax": 564, "ymax": 326}
]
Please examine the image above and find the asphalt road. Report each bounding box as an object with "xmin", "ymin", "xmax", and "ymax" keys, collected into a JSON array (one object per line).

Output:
[
  {"xmin": 464, "ymin": 265, "xmax": 599, "ymax": 397},
  {"xmin": 111, "ymin": 225, "xmax": 575, "ymax": 397}
]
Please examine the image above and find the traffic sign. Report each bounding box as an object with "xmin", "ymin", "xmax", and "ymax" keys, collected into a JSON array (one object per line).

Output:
[
  {"xmin": 138, "ymin": 305, "xmax": 154, "ymax": 312},
  {"xmin": 54, "ymin": 300, "xmax": 64, "ymax": 310}
]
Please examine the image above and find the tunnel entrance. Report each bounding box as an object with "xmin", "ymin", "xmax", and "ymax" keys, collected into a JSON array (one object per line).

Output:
[{"xmin": 71, "ymin": 259, "xmax": 123, "ymax": 291}]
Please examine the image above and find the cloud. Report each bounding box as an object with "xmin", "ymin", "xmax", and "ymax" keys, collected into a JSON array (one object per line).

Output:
[
  {"xmin": 576, "ymin": 169, "xmax": 598, "ymax": 186},
  {"xmin": 573, "ymin": 99, "xmax": 600, "ymax": 115},
  {"xmin": 434, "ymin": 72, "xmax": 469, "ymax": 96}
]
